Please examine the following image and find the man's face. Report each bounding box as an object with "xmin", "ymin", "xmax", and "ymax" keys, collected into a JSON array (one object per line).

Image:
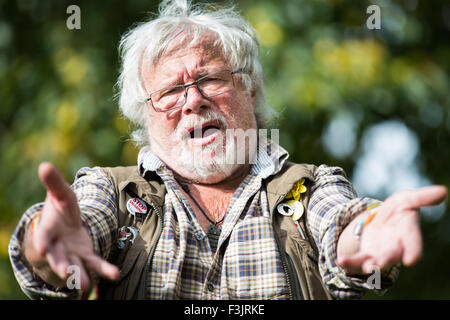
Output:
[{"xmin": 142, "ymin": 34, "xmax": 257, "ymax": 184}]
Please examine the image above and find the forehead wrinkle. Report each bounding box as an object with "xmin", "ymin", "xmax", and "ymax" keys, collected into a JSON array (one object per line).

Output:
[
  {"xmin": 141, "ymin": 32, "xmax": 230, "ymax": 93},
  {"xmin": 147, "ymin": 51, "xmax": 228, "ymax": 91},
  {"xmin": 156, "ymin": 29, "xmax": 227, "ymax": 67},
  {"xmin": 151, "ymin": 53, "xmax": 222, "ymax": 87}
]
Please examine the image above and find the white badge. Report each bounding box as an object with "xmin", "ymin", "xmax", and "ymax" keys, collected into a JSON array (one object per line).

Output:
[
  {"xmin": 277, "ymin": 203, "xmax": 294, "ymax": 216},
  {"xmin": 126, "ymin": 197, "xmax": 148, "ymax": 216},
  {"xmin": 290, "ymin": 201, "xmax": 304, "ymax": 221}
]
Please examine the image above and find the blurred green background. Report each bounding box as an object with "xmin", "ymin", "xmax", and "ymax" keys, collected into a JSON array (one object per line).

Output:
[{"xmin": 0, "ymin": 0, "xmax": 449, "ymax": 299}]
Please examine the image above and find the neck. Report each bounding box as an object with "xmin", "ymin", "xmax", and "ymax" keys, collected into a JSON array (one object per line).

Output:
[{"xmin": 175, "ymin": 164, "xmax": 251, "ymax": 232}]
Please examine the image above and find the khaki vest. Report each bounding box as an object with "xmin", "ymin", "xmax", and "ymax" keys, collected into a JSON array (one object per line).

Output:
[{"xmin": 97, "ymin": 162, "xmax": 333, "ymax": 300}]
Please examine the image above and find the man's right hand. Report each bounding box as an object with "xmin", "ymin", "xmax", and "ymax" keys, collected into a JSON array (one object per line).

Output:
[{"xmin": 24, "ymin": 162, "xmax": 119, "ymax": 297}]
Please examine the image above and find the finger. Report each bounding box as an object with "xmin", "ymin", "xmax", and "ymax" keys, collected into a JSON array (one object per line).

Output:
[
  {"xmin": 83, "ymin": 254, "xmax": 120, "ymax": 281},
  {"xmin": 33, "ymin": 201, "xmax": 60, "ymax": 255},
  {"xmin": 361, "ymin": 258, "xmax": 378, "ymax": 274},
  {"xmin": 368, "ymin": 236, "xmax": 402, "ymax": 271},
  {"xmin": 38, "ymin": 162, "xmax": 75, "ymax": 202},
  {"xmin": 405, "ymin": 185, "xmax": 448, "ymax": 210},
  {"xmin": 400, "ymin": 216, "xmax": 423, "ymax": 266},
  {"xmin": 337, "ymin": 253, "xmax": 371, "ymax": 275},
  {"xmin": 46, "ymin": 241, "xmax": 71, "ymax": 279},
  {"xmin": 374, "ymin": 248, "xmax": 401, "ymax": 271},
  {"xmin": 69, "ymin": 255, "xmax": 92, "ymax": 295},
  {"xmin": 33, "ymin": 225, "xmax": 50, "ymax": 256}
]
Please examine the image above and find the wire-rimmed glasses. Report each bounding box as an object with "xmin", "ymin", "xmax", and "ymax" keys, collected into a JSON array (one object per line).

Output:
[{"xmin": 146, "ymin": 68, "xmax": 245, "ymax": 113}]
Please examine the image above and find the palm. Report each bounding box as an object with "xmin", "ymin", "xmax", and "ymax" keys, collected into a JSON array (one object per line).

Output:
[{"xmin": 358, "ymin": 210, "xmax": 416, "ymax": 273}]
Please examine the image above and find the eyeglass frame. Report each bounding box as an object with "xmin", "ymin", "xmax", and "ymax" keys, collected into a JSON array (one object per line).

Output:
[{"xmin": 145, "ymin": 68, "xmax": 246, "ymax": 113}]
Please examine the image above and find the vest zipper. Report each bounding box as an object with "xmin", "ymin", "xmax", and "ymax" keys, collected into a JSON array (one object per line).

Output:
[
  {"xmin": 271, "ymin": 195, "xmax": 302, "ymax": 300},
  {"xmin": 285, "ymin": 253, "xmax": 303, "ymax": 300},
  {"xmin": 273, "ymin": 224, "xmax": 295, "ymax": 300},
  {"xmin": 137, "ymin": 201, "xmax": 163, "ymax": 299}
]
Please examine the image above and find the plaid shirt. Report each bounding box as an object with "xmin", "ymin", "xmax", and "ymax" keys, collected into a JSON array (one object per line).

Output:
[{"xmin": 9, "ymin": 140, "xmax": 399, "ymax": 300}]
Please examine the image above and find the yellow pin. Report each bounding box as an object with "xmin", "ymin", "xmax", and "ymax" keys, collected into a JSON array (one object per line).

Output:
[{"xmin": 285, "ymin": 179, "xmax": 307, "ymax": 201}]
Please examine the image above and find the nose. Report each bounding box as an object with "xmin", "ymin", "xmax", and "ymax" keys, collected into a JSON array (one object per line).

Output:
[{"xmin": 181, "ymin": 84, "xmax": 210, "ymax": 115}]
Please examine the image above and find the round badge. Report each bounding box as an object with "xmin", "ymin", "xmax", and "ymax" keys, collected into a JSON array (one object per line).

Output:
[
  {"xmin": 289, "ymin": 200, "xmax": 304, "ymax": 221},
  {"xmin": 126, "ymin": 197, "xmax": 148, "ymax": 216},
  {"xmin": 277, "ymin": 203, "xmax": 294, "ymax": 216}
]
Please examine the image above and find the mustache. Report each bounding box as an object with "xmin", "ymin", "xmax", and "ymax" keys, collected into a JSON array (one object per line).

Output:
[{"xmin": 174, "ymin": 110, "xmax": 228, "ymax": 140}]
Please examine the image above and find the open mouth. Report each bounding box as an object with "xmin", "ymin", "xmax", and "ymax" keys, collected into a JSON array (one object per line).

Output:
[{"xmin": 187, "ymin": 120, "xmax": 222, "ymax": 146}]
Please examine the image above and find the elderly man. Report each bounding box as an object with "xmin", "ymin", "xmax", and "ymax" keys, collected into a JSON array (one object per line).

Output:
[{"xmin": 9, "ymin": 0, "xmax": 447, "ymax": 300}]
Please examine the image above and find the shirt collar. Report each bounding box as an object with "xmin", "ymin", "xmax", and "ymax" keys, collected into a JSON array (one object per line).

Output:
[
  {"xmin": 137, "ymin": 145, "xmax": 164, "ymax": 174},
  {"xmin": 137, "ymin": 137, "xmax": 289, "ymax": 180},
  {"xmin": 251, "ymin": 135, "xmax": 289, "ymax": 179}
]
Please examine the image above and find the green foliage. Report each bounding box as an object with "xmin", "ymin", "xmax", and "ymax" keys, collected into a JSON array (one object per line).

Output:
[{"xmin": 0, "ymin": 0, "xmax": 449, "ymax": 299}]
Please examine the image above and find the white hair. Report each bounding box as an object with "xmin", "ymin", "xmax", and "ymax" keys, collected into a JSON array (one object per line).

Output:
[{"xmin": 116, "ymin": 0, "xmax": 277, "ymax": 146}]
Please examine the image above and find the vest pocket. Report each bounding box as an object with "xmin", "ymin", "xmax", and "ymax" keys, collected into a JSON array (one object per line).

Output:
[
  {"xmin": 117, "ymin": 247, "xmax": 142, "ymax": 282},
  {"xmin": 108, "ymin": 245, "xmax": 146, "ymax": 299},
  {"xmin": 289, "ymin": 236, "xmax": 331, "ymax": 300}
]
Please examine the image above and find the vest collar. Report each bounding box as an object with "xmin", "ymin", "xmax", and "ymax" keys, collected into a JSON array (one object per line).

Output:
[{"xmin": 117, "ymin": 168, "xmax": 166, "ymax": 208}]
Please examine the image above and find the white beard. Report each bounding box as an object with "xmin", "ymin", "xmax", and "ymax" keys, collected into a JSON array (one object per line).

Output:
[
  {"xmin": 173, "ymin": 133, "xmax": 238, "ymax": 180},
  {"xmin": 165, "ymin": 110, "xmax": 241, "ymax": 182}
]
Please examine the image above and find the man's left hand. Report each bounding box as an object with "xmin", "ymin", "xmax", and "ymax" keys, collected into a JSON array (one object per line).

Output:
[{"xmin": 338, "ymin": 185, "xmax": 447, "ymax": 275}]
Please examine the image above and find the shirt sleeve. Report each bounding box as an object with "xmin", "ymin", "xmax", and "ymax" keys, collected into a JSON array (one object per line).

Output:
[
  {"xmin": 307, "ymin": 165, "xmax": 400, "ymax": 299},
  {"xmin": 8, "ymin": 167, "xmax": 118, "ymax": 300}
]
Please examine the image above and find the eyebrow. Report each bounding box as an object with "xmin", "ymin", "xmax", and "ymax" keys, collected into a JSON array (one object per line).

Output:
[
  {"xmin": 196, "ymin": 69, "xmax": 210, "ymax": 77},
  {"xmin": 157, "ymin": 74, "xmax": 182, "ymax": 88},
  {"xmin": 159, "ymin": 68, "xmax": 217, "ymax": 87}
]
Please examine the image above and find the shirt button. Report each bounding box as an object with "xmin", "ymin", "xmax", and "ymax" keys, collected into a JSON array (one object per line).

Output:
[
  {"xmin": 195, "ymin": 231, "xmax": 205, "ymax": 241},
  {"xmin": 207, "ymin": 283, "xmax": 214, "ymax": 292}
]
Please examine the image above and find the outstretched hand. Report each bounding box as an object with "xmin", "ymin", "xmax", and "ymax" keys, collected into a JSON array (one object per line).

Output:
[
  {"xmin": 24, "ymin": 162, "xmax": 119, "ymax": 297},
  {"xmin": 338, "ymin": 185, "xmax": 448, "ymax": 275}
]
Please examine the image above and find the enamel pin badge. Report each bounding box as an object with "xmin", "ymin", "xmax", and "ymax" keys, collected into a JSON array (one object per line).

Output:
[
  {"xmin": 126, "ymin": 197, "xmax": 148, "ymax": 222},
  {"xmin": 117, "ymin": 226, "xmax": 139, "ymax": 249},
  {"xmin": 127, "ymin": 197, "xmax": 148, "ymax": 215}
]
